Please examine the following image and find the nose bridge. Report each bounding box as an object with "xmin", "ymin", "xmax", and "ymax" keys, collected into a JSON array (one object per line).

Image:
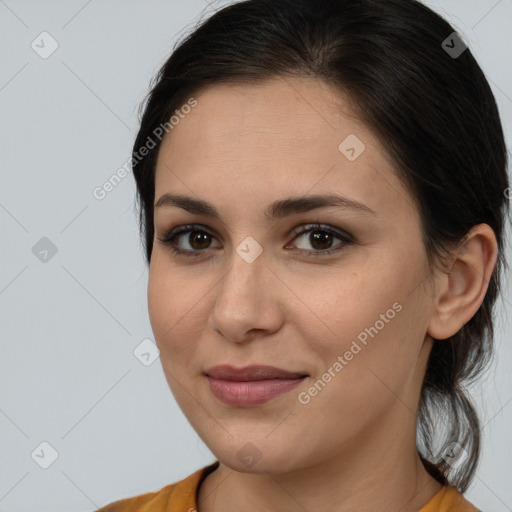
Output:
[
  {"xmin": 208, "ymin": 236, "xmax": 276, "ymax": 339},
  {"xmin": 221, "ymin": 239, "xmax": 266, "ymax": 300}
]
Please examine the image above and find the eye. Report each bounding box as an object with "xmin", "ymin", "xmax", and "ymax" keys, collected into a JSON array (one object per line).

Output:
[
  {"xmin": 157, "ymin": 224, "xmax": 220, "ymax": 257},
  {"xmin": 286, "ymin": 224, "xmax": 353, "ymax": 258},
  {"xmin": 156, "ymin": 223, "xmax": 353, "ymax": 259}
]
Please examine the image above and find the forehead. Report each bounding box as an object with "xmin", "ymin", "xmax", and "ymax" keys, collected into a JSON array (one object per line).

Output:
[
  {"xmin": 154, "ymin": 77, "xmax": 415, "ymax": 221},
  {"xmin": 159, "ymin": 77, "xmax": 369, "ymax": 160}
]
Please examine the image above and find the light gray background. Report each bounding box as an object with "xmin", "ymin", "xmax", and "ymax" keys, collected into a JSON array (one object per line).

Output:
[{"xmin": 0, "ymin": 1, "xmax": 511, "ymax": 511}]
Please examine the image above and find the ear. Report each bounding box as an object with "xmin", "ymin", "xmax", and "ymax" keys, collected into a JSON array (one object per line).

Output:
[{"xmin": 427, "ymin": 224, "xmax": 498, "ymax": 341}]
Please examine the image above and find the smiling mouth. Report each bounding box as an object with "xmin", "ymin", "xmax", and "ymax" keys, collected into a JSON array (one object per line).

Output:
[
  {"xmin": 205, "ymin": 375, "xmax": 308, "ymax": 407},
  {"xmin": 204, "ymin": 364, "xmax": 308, "ymax": 407}
]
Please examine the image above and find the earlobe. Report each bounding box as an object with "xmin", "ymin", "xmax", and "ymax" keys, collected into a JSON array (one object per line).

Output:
[{"xmin": 426, "ymin": 224, "xmax": 498, "ymax": 341}]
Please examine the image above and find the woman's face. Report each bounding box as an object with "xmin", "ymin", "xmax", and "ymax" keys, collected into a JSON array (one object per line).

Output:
[{"xmin": 148, "ymin": 77, "xmax": 438, "ymax": 473}]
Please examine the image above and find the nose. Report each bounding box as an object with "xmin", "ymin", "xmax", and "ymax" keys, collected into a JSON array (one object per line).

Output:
[{"xmin": 207, "ymin": 246, "xmax": 283, "ymax": 343}]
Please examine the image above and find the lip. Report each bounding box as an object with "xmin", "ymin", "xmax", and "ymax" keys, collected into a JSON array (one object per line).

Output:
[
  {"xmin": 205, "ymin": 364, "xmax": 307, "ymax": 381},
  {"xmin": 204, "ymin": 365, "xmax": 308, "ymax": 407}
]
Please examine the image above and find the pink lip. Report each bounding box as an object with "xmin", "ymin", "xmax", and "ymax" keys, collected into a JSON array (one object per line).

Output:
[{"xmin": 204, "ymin": 365, "xmax": 308, "ymax": 407}]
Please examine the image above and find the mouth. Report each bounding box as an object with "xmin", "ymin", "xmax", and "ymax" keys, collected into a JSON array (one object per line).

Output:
[{"xmin": 204, "ymin": 365, "xmax": 308, "ymax": 407}]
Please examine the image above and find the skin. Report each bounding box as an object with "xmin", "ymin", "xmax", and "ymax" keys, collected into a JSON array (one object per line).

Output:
[{"xmin": 147, "ymin": 77, "xmax": 498, "ymax": 512}]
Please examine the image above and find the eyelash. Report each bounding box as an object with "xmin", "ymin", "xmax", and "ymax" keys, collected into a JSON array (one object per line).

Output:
[{"xmin": 156, "ymin": 223, "xmax": 353, "ymax": 259}]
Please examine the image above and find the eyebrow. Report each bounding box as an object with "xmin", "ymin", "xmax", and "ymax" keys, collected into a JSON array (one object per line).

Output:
[{"xmin": 154, "ymin": 192, "xmax": 377, "ymax": 220}]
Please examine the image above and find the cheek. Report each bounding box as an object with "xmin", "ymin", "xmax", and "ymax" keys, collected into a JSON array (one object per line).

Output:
[
  {"xmin": 298, "ymin": 261, "xmax": 425, "ymax": 388},
  {"xmin": 291, "ymin": 265, "xmax": 399, "ymax": 349},
  {"xmin": 297, "ymin": 305, "xmax": 422, "ymax": 443},
  {"xmin": 147, "ymin": 256, "xmax": 172, "ymax": 337},
  {"xmin": 147, "ymin": 254, "xmax": 212, "ymax": 361},
  {"xmin": 148, "ymin": 255, "xmax": 187, "ymax": 347}
]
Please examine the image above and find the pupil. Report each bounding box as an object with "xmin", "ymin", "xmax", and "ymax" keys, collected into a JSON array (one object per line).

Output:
[
  {"xmin": 311, "ymin": 231, "xmax": 332, "ymax": 250},
  {"xmin": 190, "ymin": 231, "xmax": 211, "ymax": 249}
]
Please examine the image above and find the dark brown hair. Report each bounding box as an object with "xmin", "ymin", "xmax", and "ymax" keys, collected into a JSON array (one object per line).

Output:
[{"xmin": 131, "ymin": 0, "xmax": 510, "ymax": 492}]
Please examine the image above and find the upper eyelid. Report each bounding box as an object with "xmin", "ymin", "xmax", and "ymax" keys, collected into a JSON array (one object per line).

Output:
[{"xmin": 290, "ymin": 223, "xmax": 351, "ymax": 238}]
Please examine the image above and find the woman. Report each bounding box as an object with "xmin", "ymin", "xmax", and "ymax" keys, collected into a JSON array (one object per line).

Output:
[{"xmin": 97, "ymin": 0, "xmax": 510, "ymax": 510}]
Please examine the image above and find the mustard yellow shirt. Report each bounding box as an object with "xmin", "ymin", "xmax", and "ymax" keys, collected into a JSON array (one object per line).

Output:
[{"xmin": 95, "ymin": 460, "xmax": 480, "ymax": 511}]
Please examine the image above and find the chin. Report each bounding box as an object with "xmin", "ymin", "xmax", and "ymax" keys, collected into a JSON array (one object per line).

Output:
[{"xmin": 209, "ymin": 440, "xmax": 307, "ymax": 475}]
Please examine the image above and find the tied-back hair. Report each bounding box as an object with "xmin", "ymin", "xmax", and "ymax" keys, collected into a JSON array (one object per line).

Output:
[{"xmin": 131, "ymin": 0, "xmax": 510, "ymax": 492}]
